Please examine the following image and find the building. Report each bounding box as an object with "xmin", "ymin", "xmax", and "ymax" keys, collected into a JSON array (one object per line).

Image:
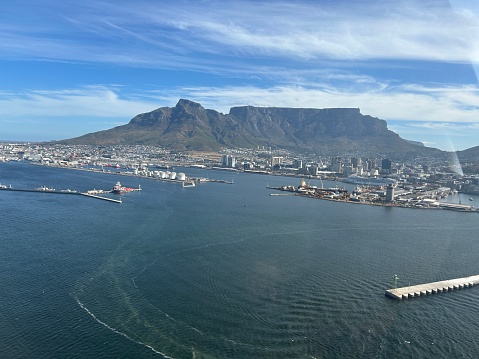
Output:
[
  {"xmin": 351, "ymin": 157, "xmax": 362, "ymax": 169},
  {"xmin": 221, "ymin": 155, "xmax": 236, "ymax": 168},
  {"xmin": 293, "ymin": 159, "xmax": 303, "ymax": 169},
  {"xmin": 381, "ymin": 158, "xmax": 392, "ymax": 174},
  {"xmin": 271, "ymin": 156, "xmax": 283, "ymax": 167},
  {"xmin": 386, "ymin": 184, "xmax": 395, "ymax": 202}
]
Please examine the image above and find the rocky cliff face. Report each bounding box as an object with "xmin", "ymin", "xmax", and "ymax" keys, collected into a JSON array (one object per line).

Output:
[{"xmin": 60, "ymin": 99, "xmax": 433, "ymax": 155}]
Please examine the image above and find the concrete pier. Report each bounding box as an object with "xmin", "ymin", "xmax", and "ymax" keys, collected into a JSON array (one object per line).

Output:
[
  {"xmin": 0, "ymin": 187, "xmax": 122, "ymax": 204},
  {"xmin": 385, "ymin": 275, "xmax": 479, "ymax": 299},
  {"xmin": 80, "ymin": 193, "xmax": 122, "ymax": 203}
]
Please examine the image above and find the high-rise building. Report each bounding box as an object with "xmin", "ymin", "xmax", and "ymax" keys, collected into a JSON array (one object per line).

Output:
[
  {"xmin": 330, "ymin": 156, "xmax": 341, "ymax": 166},
  {"xmin": 385, "ymin": 184, "xmax": 395, "ymax": 202},
  {"xmin": 382, "ymin": 158, "xmax": 392, "ymax": 172},
  {"xmin": 271, "ymin": 156, "xmax": 283, "ymax": 167},
  {"xmin": 330, "ymin": 156, "xmax": 343, "ymax": 173},
  {"xmin": 351, "ymin": 157, "xmax": 362, "ymax": 169},
  {"xmin": 308, "ymin": 165, "xmax": 319, "ymax": 176},
  {"xmin": 221, "ymin": 155, "xmax": 236, "ymax": 168},
  {"xmin": 293, "ymin": 159, "xmax": 303, "ymax": 169}
]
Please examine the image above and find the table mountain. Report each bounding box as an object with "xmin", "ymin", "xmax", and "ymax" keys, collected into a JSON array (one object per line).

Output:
[{"xmin": 59, "ymin": 99, "xmax": 440, "ymax": 156}]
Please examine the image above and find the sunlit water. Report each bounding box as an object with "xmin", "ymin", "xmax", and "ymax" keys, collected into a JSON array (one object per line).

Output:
[{"xmin": 1, "ymin": 162, "xmax": 479, "ymax": 358}]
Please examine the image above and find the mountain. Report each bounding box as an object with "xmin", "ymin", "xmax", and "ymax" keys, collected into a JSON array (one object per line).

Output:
[
  {"xmin": 59, "ymin": 99, "xmax": 441, "ymax": 157},
  {"xmin": 457, "ymin": 145, "xmax": 479, "ymax": 162}
]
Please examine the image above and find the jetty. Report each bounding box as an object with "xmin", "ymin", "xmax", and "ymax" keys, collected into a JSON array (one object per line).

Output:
[
  {"xmin": 0, "ymin": 186, "xmax": 122, "ymax": 204},
  {"xmin": 385, "ymin": 275, "xmax": 479, "ymax": 300},
  {"xmin": 80, "ymin": 192, "xmax": 122, "ymax": 203}
]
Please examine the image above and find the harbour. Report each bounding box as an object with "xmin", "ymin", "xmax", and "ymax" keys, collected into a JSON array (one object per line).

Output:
[
  {"xmin": 2, "ymin": 161, "xmax": 479, "ymax": 358},
  {"xmin": 385, "ymin": 275, "xmax": 479, "ymax": 300}
]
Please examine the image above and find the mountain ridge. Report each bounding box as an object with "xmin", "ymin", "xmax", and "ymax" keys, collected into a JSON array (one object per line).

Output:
[{"xmin": 59, "ymin": 99, "xmax": 442, "ymax": 157}]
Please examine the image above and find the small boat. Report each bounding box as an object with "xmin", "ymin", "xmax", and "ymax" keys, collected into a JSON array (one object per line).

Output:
[
  {"xmin": 182, "ymin": 181, "xmax": 196, "ymax": 188},
  {"xmin": 36, "ymin": 186, "xmax": 55, "ymax": 191},
  {"xmin": 470, "ymin": 198, "xmax": 474, "ymax": 201}
]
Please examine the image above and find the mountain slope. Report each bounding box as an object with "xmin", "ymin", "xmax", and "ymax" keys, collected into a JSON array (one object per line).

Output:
[{"xmin": 60, "ymin": 99, "xmax": 440, "ymax": 156}]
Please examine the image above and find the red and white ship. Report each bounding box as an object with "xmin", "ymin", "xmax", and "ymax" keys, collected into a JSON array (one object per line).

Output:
[{"xmin": 111, "ymin": 181, "xmax": 135, "ymax": 194}]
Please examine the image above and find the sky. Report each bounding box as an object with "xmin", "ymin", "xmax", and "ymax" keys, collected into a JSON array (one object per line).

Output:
[{"xmin": 1, "ymin": 0, "xmax": 479, "ymax": 151}]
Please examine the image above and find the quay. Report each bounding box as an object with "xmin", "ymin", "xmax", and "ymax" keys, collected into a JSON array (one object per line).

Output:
[{"xmin": 385, "ymin": 275, "xmax": 479, "ymax": 300}]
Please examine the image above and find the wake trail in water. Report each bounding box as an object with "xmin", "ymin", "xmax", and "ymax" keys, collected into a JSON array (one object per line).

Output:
[{"xmin": 74, "ymin": 297, "xmax": 174, "ymax": 359}]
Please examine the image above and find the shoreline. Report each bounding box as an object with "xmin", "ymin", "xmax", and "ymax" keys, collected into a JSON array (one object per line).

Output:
[{"xmin": 268, "ymin": 186, "xmax": 478, "ymax": 213}]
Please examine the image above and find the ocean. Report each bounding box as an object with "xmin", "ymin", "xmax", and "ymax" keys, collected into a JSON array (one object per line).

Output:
[{"xmin": 1, "ymin": 161, "xmax": 479, "ymax": 358}]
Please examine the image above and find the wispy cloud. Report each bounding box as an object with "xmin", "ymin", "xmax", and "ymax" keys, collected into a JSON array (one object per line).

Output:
[
  {"xmin": 2, "ymin": 80, "xmax": 479, "ymax": 133},
  {"xmin": 2, "ymin": 1, "xmax": 479, "ymax": 149},
  {"xmin": 0, "ymin": 86, "xmax": 156, "ymax": 118},
  {"xmin": 2, "ymin": 0, "xmax": 479, "ymax": 69},
  {"xmin": 1, "ymin": 80, "xmax": 479, "ymax": 149}
]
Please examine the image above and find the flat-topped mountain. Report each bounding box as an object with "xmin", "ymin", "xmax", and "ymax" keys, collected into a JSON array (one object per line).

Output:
[{"xmin": 59, "ymin": 99, "xmax": 440, "ymax": 156}]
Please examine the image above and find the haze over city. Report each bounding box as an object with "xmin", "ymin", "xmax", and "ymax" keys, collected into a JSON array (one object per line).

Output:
[{"xmin": 1, "ymin": 0, "xmax": 479, "ymax": 151}]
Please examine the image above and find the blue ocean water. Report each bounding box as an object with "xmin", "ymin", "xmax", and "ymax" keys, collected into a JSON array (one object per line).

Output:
[{"xmin": 1, "ymin": 161, "xmax": 479, "ymax": 358}]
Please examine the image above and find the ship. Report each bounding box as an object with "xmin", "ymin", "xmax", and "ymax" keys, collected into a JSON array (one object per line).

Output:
[
  {"xmin": 111, "ymin": 181, "xmax": 135, "ymax": 194},
  {"xmin": 36, "ymin": 186, "xmax": 56, "ymax": 192}
]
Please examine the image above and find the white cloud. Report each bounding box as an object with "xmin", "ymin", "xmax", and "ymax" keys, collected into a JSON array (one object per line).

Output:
[
  {"xmin": 2, "ymin": 0, "xmax": 479, "ymax": 68},
  {"xmin": 3, "ymin": 81, "xmax": 479, "ymax": 124},
  {"xmin": 156, "ymin": 82, "xmax": 479, "ymax": 124},
  {"xmin": 1, "ymin": 80, "xmax": 479, "ymax": 149},
  {"xmin": 0, "ymin": 86, "xmax": 156, "ymax": 118}
]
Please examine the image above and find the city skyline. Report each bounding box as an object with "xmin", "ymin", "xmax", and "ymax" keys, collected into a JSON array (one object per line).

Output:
[{"xmin": 1, "ymin": 0, "xmax": 479, "ymax": 151}]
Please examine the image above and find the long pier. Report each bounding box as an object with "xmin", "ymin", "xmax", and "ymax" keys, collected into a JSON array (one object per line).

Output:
[
  {"xmin": 385, "ymin": 275, "xmax": 479, "ymax": 299},
  {"xmin": 0, "ymin": 187, "xmax": 122, "ymax": 204},
  {"xmin": 80, "ymin": 192, "xmax": 122, "ymax": 203}
]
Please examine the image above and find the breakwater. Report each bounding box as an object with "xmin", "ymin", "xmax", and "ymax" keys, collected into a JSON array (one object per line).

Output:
[
  {"xmin": 0, "ymin": 186, "xmax": 122, "ymax": 204},
  {"xmin": 385, "ymin": 275, "xmax": 479, "ymax": 300}
]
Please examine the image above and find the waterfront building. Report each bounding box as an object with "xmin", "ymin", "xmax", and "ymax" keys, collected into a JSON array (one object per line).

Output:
[
  {"xmin": 221, "ymin": 155, "xmax": 236, "ymax": 168},
  {"xmin": 308, "ymin": 165, "xmax": 319, "ymax": 176},
  {"xmin": 386, "ymin": 184, "xmax": 395, "ymax": 202},
  {"xmin": 293, "ymin": 159, "xmax": 303, "ymax": 169},
  {"xmin": 243, "ymin": 162, "xmax": 253, "ymax": 170},
  {"xmin": 271, "ymin": 156, "xmax": 283, "ymax": 167},
  {"xmin": 330, "ymin": 161, "xmax": 343, "ymax": 173}
]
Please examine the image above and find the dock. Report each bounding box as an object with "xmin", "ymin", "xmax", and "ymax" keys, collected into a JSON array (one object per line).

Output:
[{"xmin": 385, "ymin": 275, "xmax": 479, "ymax": 299}]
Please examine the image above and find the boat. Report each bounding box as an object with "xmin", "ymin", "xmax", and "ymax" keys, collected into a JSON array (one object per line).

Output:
[
  {"xmin": 36, "ymin": 186, "xmax": 55, "ymax": 191},
  {"xmin": 182, "ymin": 181, "xmax": 196, "ymax": 188},
  {"xmin": 111, "ymin": 181, "xmax": 135, "ymax": 194},
  {"xmin": 470, "ymin": 198, "xmax": 474, "ymax": 201},
  {"xmin": 60, "ymin": 189, "xmax": 78, "ymax": 193}
]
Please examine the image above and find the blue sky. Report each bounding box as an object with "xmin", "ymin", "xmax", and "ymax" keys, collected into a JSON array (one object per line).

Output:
[{"xmin": 1, "ymin": 0, "xmax": 479, "ymax": 151}]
